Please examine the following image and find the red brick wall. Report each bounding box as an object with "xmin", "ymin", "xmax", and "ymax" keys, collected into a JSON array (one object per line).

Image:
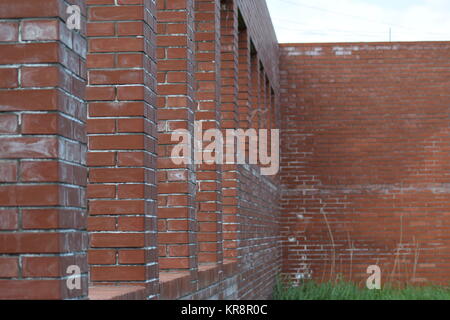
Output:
[
  {"xmin": 220, "ymin": 0, "xmax": 239, "ymax": 263},
  {"xmin": 0, "ymin": 0, "xmax": 280, "ymax": 300},
  {"xmin": 237, "ymin": 165, "xmax": 281, "ymax": 299},
  {"xmin": 0, "ymin": 0, "xmax": 88, "ymax": 299},
  {"xmin": 236, "ymin": 0, "xmax": 279, "ymax": 88},
  {"xmin": 155, "ymin": 0, "xmax": 281, "ymax": 300},
  {"xmin": 6, "ymin": 0, "xmax": 450, "ymax": 301},
  {"xmin": 86, "ymin": 0, "xmax": 158, "ymax": 298},
  {"xmin": 280, "ymin": 42, "xmax": 450, "ymax": 285},
  {"xmin": 194, "ymin": 0, "xmax": 223, "ymax": 267},
  {"xmin": 156, "ymin": 0, "xmax": 199, "ymax": 292}
]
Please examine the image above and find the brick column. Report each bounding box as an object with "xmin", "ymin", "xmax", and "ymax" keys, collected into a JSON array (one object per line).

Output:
[
  {"xmin": 260, "ymin": 70, "xmax": 268, "ymax": 131},
  {"xmin": 220, "ymin": 0, "xmax": 239, "ymax": 261},
  {"xmin": 156, "ymin": 0, "xmax": 198, "ymax": 286},
  {"xmin": 194, "ymin": 0, "xmax": 223, "ymax": 266},
  {"xmin": 0, "ymin": 0, "xmax": 88, "ymax": 299},
  {"xmin": 237, "ymin": 27, "xmax": 251, "ymax": 131},
  {"xmin": 86, "ymin": 0, "xmax": 158, "ymax": 298},
  {"xmin": 249, "ymin": 53, "xmax": 260, "ymax": 131},
  {"xmin": 268, "ymin": 86, "xmax": 274, "ymax": 131}
]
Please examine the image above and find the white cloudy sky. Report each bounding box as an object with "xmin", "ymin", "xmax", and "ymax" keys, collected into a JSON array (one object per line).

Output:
[{"xmin": 266, "ymin": 0, "xmax": 450, "ymax": 43}]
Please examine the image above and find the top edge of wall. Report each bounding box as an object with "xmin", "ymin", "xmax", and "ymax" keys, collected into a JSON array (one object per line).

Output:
[{"xmin": 279, "ymin": 40, "xmax": 450, "ymax": 47}]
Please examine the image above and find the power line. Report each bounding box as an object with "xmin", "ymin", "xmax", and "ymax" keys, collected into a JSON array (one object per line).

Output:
[
  {"xmin": 274, "ymin": 0, "xmax": 450, "ymax": 37},
  {"xmin": 276, "ymin": 23, "xmax": 449, "ymax": 41},
  {"xmin": 274, "ymin": 18, "xmax": 387, "ymax": 35},
  {"xmin": 276, "ymin": 25, "xmax": 385, "ymax": 38}
]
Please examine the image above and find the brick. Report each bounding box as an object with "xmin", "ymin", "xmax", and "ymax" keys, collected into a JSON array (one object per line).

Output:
[
  {"xmin": 19, "ymin": 160, "xmax": 58, "ymax": 182},
  {"xmin": 118, "ymin": 250, "xmax": 145, "ymax": 264},
  {"xmin": 0, "ymin": 69, "xmax": 18, "ymax": 88},
  {"xmin": 0, "ymin": 257, "xmax": 19, "ymax": 277},
  {"xmin": 0, "ymin": 0, "xmax": 59, "ymax": 18},
  {"xmin": 21, "ymin": 209, "xmax": 83, "ymax": 230},
  {"xmin": 89, "ymin": 38, "xmax": 143, "ymax": 52},
  {"xmin": 0, "ymin": 114, "xmax": 18, "ymax": 134},
  {"xmin": 87, "ymin": 185, "xmax": 116, "ymax": 199},
  {"xmin": 0, "ymin": 43, "xmax": 58, "ymax": 64},
  {"xmin": 89, "ymin": 135, "xmax": 144, "ymax": 150},
  {"xmin": 88, "ymin": 249, "xmax": 116, "ymax": 265},
  {"xmin": 88, "ymin": 216, "xmax": 116, "ymax": 231},
  {"xmin": 117, "ymin": 152, "xmax": 145, "ymax": 166},
  {"xmin": 21, "ymin": 20, "xmax": 58, "ymax": 41},
  {"xmin": 158, "ymin": 232, "xmax": 188, "ymax": 244},
  {"xmin": 87, "ymin": 54, "xmax": 115, "ymax": 68},
  {"xmin": 0, "ymin": 209, "xmax": 18, "ymax": 230},
  {"xmin": 89, "ymin": 199, "xmax": 144, "ymax": 215},
  {"xmin": 21, "ymin": 257, "xmax": 61, "ymax": 277},
  {"xmin": 117, "ymin": 22, "xmax": 143, "ymax": 36},
  {"xmin": 91, "ymin": 266, "xmax": 146, "ymax": 281},
  {"xmin": 90, "ymin": 233, "xmax": 145, "ymax": 248},
  {"xmin": 0, "ymin": 137, "xmax": 58, "ymax": 159},
  {"xmin": 0, "ymin": 89, "xmax": 57, "ymax": 111},
  {"xmin": 89, "ymin": 102, "xmax": 145, "ymax": 117},
  {"xmin": 117, "ymin": 86, "xmax": 144, "ymax": 100},
  {"xmin": 90, "ymin": 70, "xmax": 143, "ymax": 85},
  {"xmin": 0, "ymin": 185, "xmax": 59, "ymax": 206},
  {"xmin": 87, "ymin": 152, "xmax": 116, "ymax": 166},
  {"xmin": 21, "ymin": 66, "xmax": 59, "ymax": 87},
  {"xmin": 118, "ymin": 184, "xmax": 144, "ymax": 198},
  {"xmin": 0, "ymin": 280, "xmax": 72, "ymax": 299},
  {"xmin": 0, "ymin": 21, "xmax": 18, "ymax": 41},
  {"xmin": 89, "ymin": 6, "xmax": 143, "ymax": 21},
  {"xmin": 159, "ymin": 257, "xmax": 189, "ymax": 269},
  {"xmin": 117, "ymin": 217, "xmax": 144, "ymax": 231},
  {"xmin": 117, "ymin": 118, "xmax": 144, "ymax": 133},
  {"xmin": 21, "ymin": 113, "xmax": 58, "ymax": 134},
  {"xmin": 0, "ymin": 233, "xmax": 61, "ymax": 253},
  {"xmin": 87, "ymin": 119, "xmax": 115, "ymax": 134},
  {"xmin": 86, "ymin": 87, "xmax": 115, "ymax": 101},
  {"xmin": 87, "ymin": 23, "xmax": 115, "ymax": 36}
]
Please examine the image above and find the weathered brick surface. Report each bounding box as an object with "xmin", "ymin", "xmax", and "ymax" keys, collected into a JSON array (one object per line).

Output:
[
  {"xmin": 280, "ymin": 42, "xmax": 450, "ymax": 285},
  {"xmin": 194, "ymin": 0, "xmax": 223, "ymax": 266},
  {"xmin": 0, "ymin": 0, "xmax": 88, "ymax": 299},
  {"xmin": 4, "ymin": 0, "xmax": 450, "ymax": 301},
  {"xmin": 237, "ymin": 165, "xmax": 281, "ymax": 299},
  {"xmin": 29, "ymin": 0, "xmax": 450, "ymax": 299},
  {"xmin": 220, "ymin": 0, "xmax": 281, "ymax": 300},
  {"xmin": 156, "ymin": 0, "xmax": 199, "ymax": 290},
  {"xmin": 236, "ymin": 0, "xmax": 278, "ymax": 87},
  {"xmin": 86, "ymin": 0, "xmax": 159, "ymax": 298},
  {"xmin": 220, "ymin": 0, "xmax": 240, "ymax": 263},
  {"xmin": 5, "ymin": 0, "xmax": 450, "ymax": 301},
  {"xmin": 154, "ymin": 0, "xmax": 280, "ymax": 299}
]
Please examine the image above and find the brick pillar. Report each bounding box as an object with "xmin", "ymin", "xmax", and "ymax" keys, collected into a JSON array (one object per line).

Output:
[
  {"xmin": 260, "ymin": 71, "xmax": 268, "ymax": 130},
  {"xmin": 237, "ymin": 27, "xmax": 251, "ymax": 131},
  {"xmin": 268, "ymin": 86, "xmax": 274, "ymax": 131},
  {"xmin": 220, "ymin": 0, "xmax": 239, "ymax": 261},
  {"xmin": 249, "ymin": 53, "xmax": 260, "ymax": 131},
  {"xmin": 259, "ymin": 73, "xmax": 269, "ymax": 168},
  {"xmin": 194, "ymin": 0, "xmax": 223, "ymax": 266},
  {"xmin": 156, "ymin": 0, "xmax": 198, "ymax": 287},
  {"xmin": 86, "ymin": 0, "xmax": 158, "ymax": 297},
  {"xmin": 0, "ymin": 0, "xmax": 88, "ymax": 299}
]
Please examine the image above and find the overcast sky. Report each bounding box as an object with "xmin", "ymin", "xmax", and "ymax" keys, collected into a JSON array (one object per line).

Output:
[{"xmin": 266, "ymin": 0, "xmax": 450, "ymax": 43}]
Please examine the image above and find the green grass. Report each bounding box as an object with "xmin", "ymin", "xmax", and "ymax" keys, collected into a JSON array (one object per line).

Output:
[{"xmin": 273, "ymin": 279, "xmax": 450, "ymax": 300}]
